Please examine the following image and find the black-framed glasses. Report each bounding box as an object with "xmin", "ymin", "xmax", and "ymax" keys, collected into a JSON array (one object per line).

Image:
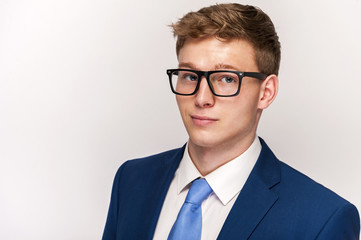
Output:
[{"xmin": 167, "ymin": 69, "xmax": 268, "ymax": 97}]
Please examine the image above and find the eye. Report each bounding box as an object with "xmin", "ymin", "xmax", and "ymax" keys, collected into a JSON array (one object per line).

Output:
[
  {"xmin": 186, "ymin": 74, "xmax": 198, "ymax": 81},
  {"xmin": 220, "ymin": 76, "xmax": 237, "ymax": 84},
  {"xmin": 180, "ymin": 72, "xmax": 198, "ymax": 82}
]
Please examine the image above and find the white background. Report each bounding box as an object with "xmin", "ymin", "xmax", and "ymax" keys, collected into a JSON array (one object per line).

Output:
[{"xmin": 1, "ymin": 0, "xmax": 360, "ymax": 239}]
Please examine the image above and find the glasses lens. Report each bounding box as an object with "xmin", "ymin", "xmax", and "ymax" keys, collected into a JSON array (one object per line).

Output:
[
  {"xmin": 209, "ymin": 72, "xmax": 240, "ymax": 96},
  {"xmin": 171, "ymin": 70, "xmax": 199, "ymax": 95}
]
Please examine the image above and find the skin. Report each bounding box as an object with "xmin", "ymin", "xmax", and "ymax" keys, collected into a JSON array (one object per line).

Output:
[{"xmin": 176, "ymin": 36, "xmax": 279, "ymax": 176}]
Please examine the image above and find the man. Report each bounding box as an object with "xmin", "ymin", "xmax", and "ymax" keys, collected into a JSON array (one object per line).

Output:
[{"xmin": 103, "ymin": 3, "xmax": 360, "ymax": 239}]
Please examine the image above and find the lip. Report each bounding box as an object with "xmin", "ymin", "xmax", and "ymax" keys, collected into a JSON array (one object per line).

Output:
[{"xmin": 191, "ymin": 115, "xmax": 218, "ymax": 126}]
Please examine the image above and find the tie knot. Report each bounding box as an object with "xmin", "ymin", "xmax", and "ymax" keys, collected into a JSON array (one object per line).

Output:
[{"xmin": 185, "ymin": 178, "xmax": 212, "ymax": 205}]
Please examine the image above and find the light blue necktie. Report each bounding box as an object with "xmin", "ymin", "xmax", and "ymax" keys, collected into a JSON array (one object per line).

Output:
[{"xmin": 167, "ymin": 178, "xmax": 213, "ymax": 240}]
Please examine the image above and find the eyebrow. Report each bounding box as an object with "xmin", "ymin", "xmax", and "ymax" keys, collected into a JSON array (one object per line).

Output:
[
  {"xmin": 214, "ymin": 63, "xmax": 239, "ymax": 70},
  {"xmin": 178, "ymin": 62, "xmax": 239, "ymax": 71},
  {"xmin": 178, "ymin": 62, "xmax": 197, "ymax": 69}
]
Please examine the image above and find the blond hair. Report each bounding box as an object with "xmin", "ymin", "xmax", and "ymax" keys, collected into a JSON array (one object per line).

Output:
[{"xmin": 170, "ymin": 3, "xmax": 281, "ymax": 76}]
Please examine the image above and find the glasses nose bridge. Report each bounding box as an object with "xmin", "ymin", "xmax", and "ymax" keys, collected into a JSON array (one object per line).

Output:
[
  {"xmin": 197, "ymin": 70, "xmax": 211, "ymax": 87},
  {"xmin": 195, "ymin": 70, "xmax": 214, "ymax": 96},
  {"xmin": 199, "ymin": 70, "xmax": 210, "ymax": 80}
]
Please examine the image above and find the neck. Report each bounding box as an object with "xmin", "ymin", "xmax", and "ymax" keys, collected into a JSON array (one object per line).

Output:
[{"xmin": 188, "ymin": 133, "xmax": 256, "ymax": 176}]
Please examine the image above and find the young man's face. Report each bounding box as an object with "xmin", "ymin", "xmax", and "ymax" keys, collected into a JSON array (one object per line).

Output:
[{"xmin": 176, "ymin": 37, "xmax": 264, "ymax": 150}]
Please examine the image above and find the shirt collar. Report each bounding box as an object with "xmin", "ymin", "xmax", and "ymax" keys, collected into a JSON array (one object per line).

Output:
[
  {"xmin": 176, "ymin": 136, "xmax": 262, "ymax": 205},
  {"xmin": 177, "ymin": 143, "xmax": 202, "ymax": 194}
]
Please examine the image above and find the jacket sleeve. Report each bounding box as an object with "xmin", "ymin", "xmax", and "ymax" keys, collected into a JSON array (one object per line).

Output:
[
  {"xmin": 316, "ymin": 203, "xmax": 360, "ymax": 240},
  {"xmin": 102, "ymin": 162, "xmax": 128, "ymax": 240}
]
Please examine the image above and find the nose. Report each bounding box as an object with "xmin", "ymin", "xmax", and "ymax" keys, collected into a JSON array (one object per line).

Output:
[{"xmin": 194, "ymin": 77, "xmax": 215, "ymax": 108}]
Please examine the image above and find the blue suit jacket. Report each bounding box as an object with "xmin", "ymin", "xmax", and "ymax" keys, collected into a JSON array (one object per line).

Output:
[{"xmin": 102, "ymin": 138, "xmax": 360, "ymax": 239}]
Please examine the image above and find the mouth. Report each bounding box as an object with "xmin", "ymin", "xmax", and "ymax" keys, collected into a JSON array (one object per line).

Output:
[{"xmin": 190, "ymin": 115, "xmax": 218, "ymax": 126}]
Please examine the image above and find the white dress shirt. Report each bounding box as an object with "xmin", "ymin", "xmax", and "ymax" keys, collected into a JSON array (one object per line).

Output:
[{"xmin": 153, "ymin": 137, "xmax": 262, "ymax": 240}]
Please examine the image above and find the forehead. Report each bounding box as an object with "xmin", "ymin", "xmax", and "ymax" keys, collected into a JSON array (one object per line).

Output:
[{"xmin": 178, "ymin": 37, "xmax": 258, "ymax": 72}]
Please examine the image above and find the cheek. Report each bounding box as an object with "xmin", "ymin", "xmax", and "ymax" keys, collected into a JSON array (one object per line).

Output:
[
  {"xmin": 176, "ymin": 96, "xmax": 184, "ymax": 107},
  {"xmin": 239, "ymin": 83, "xmax": 261, "ymax": 108},
  {"xmin": 176, "ymin": 96, "xmax": 190, "ymax": 116},
  {"xmin": 223, "ymin": 91, "xmax": 260, "ymax": 122}
]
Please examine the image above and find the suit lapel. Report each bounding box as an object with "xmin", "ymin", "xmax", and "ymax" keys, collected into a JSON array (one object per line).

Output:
[
  {"xmin": 217, "ymin": 138, "xmax": 281, "ymax": 240},
  {"xmin": 141, "ymin": 145, "xmax": 185, "ymax": 239}
]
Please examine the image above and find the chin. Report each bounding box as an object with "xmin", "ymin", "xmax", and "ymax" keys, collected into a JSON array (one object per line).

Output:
[{"xmin": 188, "ymin": 134, "xmax": 219, "ymax": 149}]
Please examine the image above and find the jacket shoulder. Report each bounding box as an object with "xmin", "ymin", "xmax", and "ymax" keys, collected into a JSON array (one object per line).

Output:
[
  {"xmin": 273, "ymin": 161, "xmax": 360, "ymax": 238},
  {"xmin": 278, "ymin": 161, "xmax": 349, "ymax": 206},
  {"xmin": 112, "ymin": 145, "xmax": 185, "ymax": 186},
  {"xmin": 121, "ymin": 145, "xmax": 185, "ymax": 170}
]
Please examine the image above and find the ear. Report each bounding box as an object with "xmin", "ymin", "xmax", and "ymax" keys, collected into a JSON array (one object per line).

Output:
[{"xmin": 258, "ymin": 74, "xmax": 278, "ymax": 110}]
